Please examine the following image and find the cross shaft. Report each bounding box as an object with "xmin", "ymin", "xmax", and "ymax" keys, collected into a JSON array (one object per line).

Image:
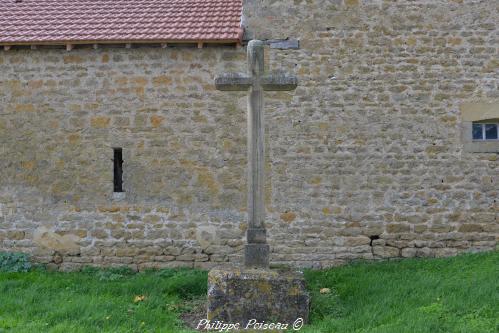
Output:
[{"xmin": 215, "ymin": 40, "xmax": 297, "ymax": 268}]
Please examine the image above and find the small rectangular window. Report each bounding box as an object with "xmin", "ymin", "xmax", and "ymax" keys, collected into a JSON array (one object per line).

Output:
[
  {"xmin": 113, "ymin": 148, "xmax": 123, "ymax": 192},
  {"xmin": 472, "ymin": 123, "xmax": 499, "ymax": 141},
  {"xmin": 485, "ymin": 124, "xmax": 498, "ymax": 140}
]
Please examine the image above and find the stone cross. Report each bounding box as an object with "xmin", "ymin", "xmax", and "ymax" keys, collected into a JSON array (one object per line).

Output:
[{"xmin": 215, "ymin": 40, "xmax": 297, "ymax": 268}]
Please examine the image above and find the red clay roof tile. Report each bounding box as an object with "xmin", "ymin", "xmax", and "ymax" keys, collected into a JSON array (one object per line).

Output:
[{"xmin": 0, "ymin": 0, "xmax": 243, "ymax": 44}]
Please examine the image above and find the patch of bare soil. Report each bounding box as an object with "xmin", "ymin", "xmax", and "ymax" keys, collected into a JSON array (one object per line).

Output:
[{"xmin": 181, "ymin": 298, "xmax": 207, "ymax": 331}]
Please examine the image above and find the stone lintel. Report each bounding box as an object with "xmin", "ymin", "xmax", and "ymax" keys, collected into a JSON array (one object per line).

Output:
[
  {"xmin": 268, "ymin": 39, "xmax": 300, "ymax": 50},
  {"xmin": 215, "ymin": 73, "xmax": 252, "ymax": 91},
  {"xmin": 207, "ymin": 268, "xmax": 310, "ymax": 326},
  {"xmin": 460, "ymin": 100, "xmax": 499, "ymax": 122},
  {"xmin": 261, "ymin": 74, "xmax": 298, "ymax": 91}
]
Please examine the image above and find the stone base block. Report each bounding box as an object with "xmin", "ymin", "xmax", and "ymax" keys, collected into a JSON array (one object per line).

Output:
[
  {"xmin": 244, "ymin": 243, "xmax": 269, "ymax": 268},
  {"xmin": 207, "ymin": 268, "xmax": 310, "ymax": 328}
]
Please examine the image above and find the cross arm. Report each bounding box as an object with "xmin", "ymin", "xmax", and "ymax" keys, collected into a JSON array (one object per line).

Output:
[
  {"xmin": 261, "ymin": 73, "xmax": 298, "ymax": 91},
  {"xmin": 215, "ymin": 73, "xmax": 253, "ymax": 91}
]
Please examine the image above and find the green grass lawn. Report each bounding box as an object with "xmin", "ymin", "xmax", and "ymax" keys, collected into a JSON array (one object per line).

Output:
[{"xmin": 0, "ymin": 252, "xmax": 497, "ymax": 333}]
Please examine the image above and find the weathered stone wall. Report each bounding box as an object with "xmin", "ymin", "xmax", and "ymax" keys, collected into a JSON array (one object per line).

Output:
[
  {"xmin": 0, "ymin": 47, "xmax": 252, "ymax": 270},
  {"xmin": 1, "ymin": 0, "xmax": 498, "ymax": 270}
]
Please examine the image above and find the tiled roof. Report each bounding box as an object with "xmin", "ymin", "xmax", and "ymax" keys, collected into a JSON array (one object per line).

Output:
[{"xmin": 0, "ymin": 0, "xmax": 243, "ymax": 45}]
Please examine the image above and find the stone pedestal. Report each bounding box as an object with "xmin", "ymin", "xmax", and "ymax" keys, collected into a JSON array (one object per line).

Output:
[
  {"xmin": 207, "ymin": 268, "xmax": 310, "ymax": 327},
  {"xmin": 244, "ymin": 243, "xmax": 269, "ymax": 268}
]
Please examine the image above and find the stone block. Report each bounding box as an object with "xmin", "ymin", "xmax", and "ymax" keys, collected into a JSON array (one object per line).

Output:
[
  {"xmin": 458, "ymin": 224, "xmax": 483, "ymax": 233},
  {"xmin": 244, "ymin": 243, "xmax": 269, "ymax": 268},
  {"xmin": 90, "ymin": 116, "xmax": 110, "ymax": 128},
  {"xmin": 268, "ymin": 39, "xmax": 300, "ymax": 50},
  {"xmin": 373, "ymin": 245, "xmax": 400, "ymax": 258},
  {"xmin": 207, "ymin": 268, "xmax": 309, "ymax": 326},
  {"xmin": 401, "ymin": 248, "xmax": 418, "ymax": 258}
]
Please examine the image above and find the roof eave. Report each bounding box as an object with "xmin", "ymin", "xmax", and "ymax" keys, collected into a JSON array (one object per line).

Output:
[{"xmin": 0, "ymin": 38, "xmax": 242, "ymax": 46}]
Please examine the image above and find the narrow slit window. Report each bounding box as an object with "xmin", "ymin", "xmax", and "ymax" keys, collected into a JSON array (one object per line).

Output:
[{"xmin": 113, "ymin": 148, "xmax": 123, "ymax": 192}]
